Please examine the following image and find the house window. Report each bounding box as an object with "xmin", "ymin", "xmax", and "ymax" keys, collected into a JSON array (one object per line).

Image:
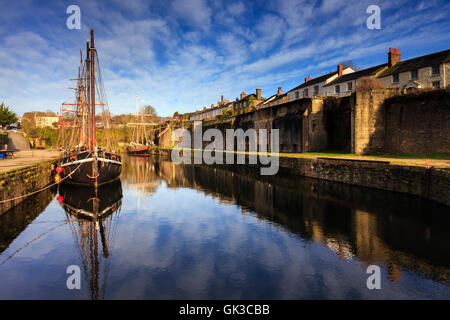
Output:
[
  {"xmin": 393, "ymin": 73, "xmax": 399, "ymax": 84},
  {"xmin": 411, "ymin": 69, "xmax": 418, "ymax": 80},
  {"xmin": 303, "ymin": 88, "xmax": 308, "ymax": 97},
  {"xmin": 295, "ymin": 91, "xmax": 299, "ymax": 99},
  {"xmin": 347, "ymin": 82, "xmax": 352, "ymax": 91},
  {"xmin": 335, "ymin": 85, "xmax": 340, "ymax": 94},
  {"xmin": 432, "ymin": 81, "xmax": 440, "ymax": 88},
  {"xmin": 432, "ymin": 65, "xmax": 440, "ymax": 75},
  {"xmin": 314, "ymin": 85, "xmax": 319, "ymax": 95}
]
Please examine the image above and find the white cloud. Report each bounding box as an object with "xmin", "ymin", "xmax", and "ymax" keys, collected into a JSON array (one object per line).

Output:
[
  {"xmin": 172, "ymin": 0, "xmax": 212, "ymax": 30},
  {"xmin": 0, "ymin": 0, "xmax": 449, "ymax": 117}
]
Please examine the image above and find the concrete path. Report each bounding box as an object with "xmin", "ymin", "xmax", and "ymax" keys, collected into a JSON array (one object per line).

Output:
[
  {"xmin": 0, "ymin": 149, "xmax": 61, "ymax": 174},
  {"xmin": 7, "ymin": 131, "xmax": 30, "ymax": 151}
]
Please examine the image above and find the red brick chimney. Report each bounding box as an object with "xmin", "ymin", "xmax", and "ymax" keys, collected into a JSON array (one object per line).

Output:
[
  {"xmin": 337, "ymin": 64, "xmax": 343, "ymax": 76},
  {"xmin": 256, "ymin": 87, "xmax": 261, "ymax": 99},
  {"xmin": 388, "ymin": 48, "xmax": 401, "ymax": 67},
  {"xmin": 305, "ymin": 76, "xmax": 312, "ymax": 82},
  {"xmin": 277, "ymin": 87, "xmax": 283, "ymax": 95},
  {"xmin": 240, "ymin": 91, "xmax": 246, "ymax": 100}
]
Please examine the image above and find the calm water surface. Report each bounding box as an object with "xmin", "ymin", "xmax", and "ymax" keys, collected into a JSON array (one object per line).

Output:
[{"xmin": 0, "ymin": 156, "xmax": 449, "ymax": 299}]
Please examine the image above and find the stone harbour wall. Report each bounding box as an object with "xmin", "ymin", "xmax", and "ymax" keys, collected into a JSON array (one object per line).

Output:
[
  {"xmin": 0, "ymin": 160, "xmax": 58, "ymax": 215},
  {"xmin": 157, "ymin": 149, "xmax": 450, "ymax": 206}
]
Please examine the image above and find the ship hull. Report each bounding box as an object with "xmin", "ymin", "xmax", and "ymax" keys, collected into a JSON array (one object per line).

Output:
[
  {"xmin": 59, "ymin": 151, "xmax": 122, "ymax": 186},
  {"xmin": 127, "ymin": 146, "xmax": 151, "ymax": 157}
]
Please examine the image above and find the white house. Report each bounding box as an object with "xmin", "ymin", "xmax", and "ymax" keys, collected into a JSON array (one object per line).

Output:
[
  {"xmin": 377, "ymin": 48, "xmax": 450, "ymax": 91},
  {"xmin": 287, "ymin": 64, "xmax": 354, "ymax": 101},
  {"xmin": 323, "ymin": 64, "xmax": 388, "ymax": 97}
]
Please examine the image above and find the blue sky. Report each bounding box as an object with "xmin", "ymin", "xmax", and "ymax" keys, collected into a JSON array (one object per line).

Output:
[{"xmin": 0, "ymin": 0, "xmax": 449, "ymax": 117}]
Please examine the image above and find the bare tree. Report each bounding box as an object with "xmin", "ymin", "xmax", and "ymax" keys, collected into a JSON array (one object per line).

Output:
[
  {"xmin": 339, "ymin": 60, "xmax": 361, "ymax": 71},
  {"xmin": 143, "ymin": 105, "xmax": 157, "ymax": 116}
]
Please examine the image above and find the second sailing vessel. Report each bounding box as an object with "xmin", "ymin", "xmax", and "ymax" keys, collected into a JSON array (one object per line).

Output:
[
  {"xmin": 57, "ymin": 29, "xmax": 121, "ymax": 187},
  {"xmin": 127, "ymin": 98, "xmax": 153, "ymax": 156}
]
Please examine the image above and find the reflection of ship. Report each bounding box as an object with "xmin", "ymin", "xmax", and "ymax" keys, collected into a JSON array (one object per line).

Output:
[
  {"xmin": 121, "ymin": 156, "xmax": 159, "ymax": 197},
  {"xmin": 59, "ymin": 181, "xmax": 123, "ymax": 299}
]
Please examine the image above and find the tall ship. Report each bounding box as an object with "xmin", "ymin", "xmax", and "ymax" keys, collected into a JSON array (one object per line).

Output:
[
  {"xmin": 126, "ymin": 97, "xmax": 153, "ymax": 156},
  {"xmin": 57, "ymin": 29, "xmax": 121, "ymax": 187}
]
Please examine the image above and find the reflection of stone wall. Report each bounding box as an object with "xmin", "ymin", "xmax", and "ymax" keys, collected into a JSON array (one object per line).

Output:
[
  {"xmin": 152, "ymin": 158, "xmax": 450, "ymax": 282},
  {"xmin": 0, "ymin": 187, "xmax": 55, "ymax": 253}
]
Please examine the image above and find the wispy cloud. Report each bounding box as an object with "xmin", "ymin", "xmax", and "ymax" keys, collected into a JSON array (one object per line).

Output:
[{"xmin": 0, "ymin": 0, "xmax": 449, "ymax": 117}]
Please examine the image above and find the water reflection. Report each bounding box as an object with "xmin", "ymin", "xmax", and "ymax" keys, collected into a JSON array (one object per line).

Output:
[
  {"xmin": 0, "ymin": 187, "xmax": 56, "ymax": 255},
  {"xmin": 123, "ymin": 156, "xmax": 450, "ymax": 286},
  {"xmin": 59, "ymin": 181, "xmax": 123, "ymax": 299},
  {"xmin": 0, "ymin": 155, "xmax": 449, "ymax": 299}
]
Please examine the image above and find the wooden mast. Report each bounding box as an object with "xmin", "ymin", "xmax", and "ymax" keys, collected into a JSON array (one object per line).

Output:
[
  {"xmin": 86, "ymin": 40, "xmax": 91, "ymax": 150},
  {"xmin": 90, "ymin": 28, "xmax": 96, "ymax": 150}
]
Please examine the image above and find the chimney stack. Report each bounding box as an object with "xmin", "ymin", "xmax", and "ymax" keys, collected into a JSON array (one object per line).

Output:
[
  {"xmin": 211, "ymin": 104, "xmax": 215, "ymax": 108},
  {"xmin": 305, "ymin": 76, "xmax": 312, "ymax": 82},
  {"xmin": 240, "ymin": 91, "xmax": 246, "ymax": 100},
  {"xmin": 337, "ymin": 64, "xmax": 343, "ymax": 76},
  {"xmin": 221, "ymin": 95, "xmax": 224, "ymax": 102},
  {"xmin": 388, "ymin": 48, "xmax": 401, "ymax": 67},
  {"xmin": 277, "ymin": 87, "xmax": 283, "ymax": 95},
  {"xmin": 256, "ymin": 87, "xmax": 261, "ymax": 99}
]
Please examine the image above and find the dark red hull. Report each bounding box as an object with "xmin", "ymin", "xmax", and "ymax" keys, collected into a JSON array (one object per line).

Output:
[{"xmin": 127, "ymin": 146, "xmax": 151, "ymax": 157}]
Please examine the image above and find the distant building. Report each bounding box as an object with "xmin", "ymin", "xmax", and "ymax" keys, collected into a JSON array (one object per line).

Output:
[
  {"xmin": 259, "ymin": 87, "xmax": 288, "ymax": 108},
  {"xmin": 323, "ymin": 64, "xmax": 387, "ymax": 97},
  {"xmin": 233, "ymin": 88, "xmax": 265, "ymax": 113},
  {"xmin": 377, "ymin": 48, "xmax": 450, "ymax": 91},
  {"xmin": 35, "ymin": 116, "xmax": 59, "ymax": 128},
  {"xmin": 287, "ymin": 64, "xmax": 354, "ymax": 100},
  {"xmin": 190, "ymin": 100, "xmax": 234, "ymax": 121}
]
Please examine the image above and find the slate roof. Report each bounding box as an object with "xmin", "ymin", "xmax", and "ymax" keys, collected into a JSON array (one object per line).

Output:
[
  {"xmin": 378, "ymin": 49, "xmax": 450, "ymax": 77},
  {"xmin": 325, "ymin": 64, "xmax": 387, "ymax": 86},
  {"xmin": 288, "ymin": 71, "xmax": 338, "ymax": 92}
]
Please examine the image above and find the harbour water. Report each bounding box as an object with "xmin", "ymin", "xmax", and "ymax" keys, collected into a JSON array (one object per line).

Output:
[{"xmin": 0, "ymin": 155, "xmax": 449, "ymax": 299}]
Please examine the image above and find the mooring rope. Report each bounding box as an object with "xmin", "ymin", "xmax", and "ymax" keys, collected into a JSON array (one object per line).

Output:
[{"xmin": 0, "ymin": 159, "xmax": 85, "ymax": 204}]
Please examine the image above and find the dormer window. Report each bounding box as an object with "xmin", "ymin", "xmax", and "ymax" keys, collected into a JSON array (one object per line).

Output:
[
  {"xmin": 432, "ymin": 65, "xmax": 440, "ymax": 76},
  {"xmin": 411, "ymin": 69, "xmax": 418, "ymax": 80},
  {"xmin": 393, "ymin": 73, "xmax": 399, "ymax": 84}
]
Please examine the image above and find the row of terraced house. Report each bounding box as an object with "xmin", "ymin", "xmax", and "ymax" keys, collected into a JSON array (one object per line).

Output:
[{"xmin": 187, "ymin": 47, "xmax": 449, "ymax": 121}]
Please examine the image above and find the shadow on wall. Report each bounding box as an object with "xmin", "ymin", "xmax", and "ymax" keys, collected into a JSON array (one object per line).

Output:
[
  {"xmin": 324, "ymin": 96, "xmax": 352, "ymax": 153},
  {"xmin": 359, "ymin": 88, "xmax": 450, "ymax": 155},
  {"xmin": 382, "ymin": 89, "xmax": 450, "ymax": 154}
]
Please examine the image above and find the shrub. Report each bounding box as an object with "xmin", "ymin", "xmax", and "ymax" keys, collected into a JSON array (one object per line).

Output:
[{"xmin": 355, "ymin": 77, "xmax": 386, "ymax": 90}]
